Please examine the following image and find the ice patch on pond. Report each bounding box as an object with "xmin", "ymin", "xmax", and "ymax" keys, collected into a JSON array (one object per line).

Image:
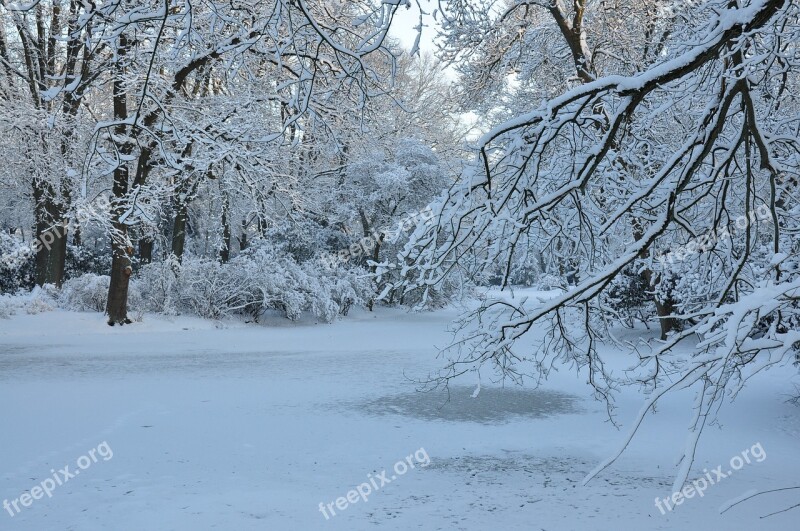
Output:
[{"xmin": 353, "ymin": 385, "xmax": 581, "ymax": 424}]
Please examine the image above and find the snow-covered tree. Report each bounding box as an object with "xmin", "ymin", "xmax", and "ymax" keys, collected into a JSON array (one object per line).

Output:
[
  {"xmin": 0, "ymin": 0, "xmax": 107, "ymax": 287},
  {"xmin": 80, "ymin": 0, "xmax": 406, "ymax": 324},
  {"xmin": 391, "ymin": 0, "xmax": 800, "ymax": 490}
]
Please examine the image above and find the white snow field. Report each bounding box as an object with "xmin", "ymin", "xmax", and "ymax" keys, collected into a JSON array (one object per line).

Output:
[{"xmin": 1, "ymin": 305, "xmax": 798, "ymax": 530}]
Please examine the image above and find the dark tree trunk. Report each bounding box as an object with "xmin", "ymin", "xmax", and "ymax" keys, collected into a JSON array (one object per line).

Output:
[
  {"xmin": 238, "ymin": 219, "xmax": 248, "ymax": 252},
  {"xmin": 107, "ymin": 225, "xmax": 133, "ymax": 325},
  {"xmin": 655, "ymin": 297, "xmax": 680, "ymax": 340},
  {"xmin": 171, "ymin": 203, "xmax": 189, "ymax": 261},
  {"xmin": 636, "ymin": 220, "xmax": 680, "ymax": 340},
  {"xmin": 139, "ymin": 237, "xmax": 154, "ymax": 264},
  {"xmin": 641, "ymin": 268, "xmax": 680, "ymax": 340},
  {"xmin": 33, "ymin": 219, "xmax": 51, "ymax": 286},
  {"xmin": 32, "ymin": 181, "xmax": 68, "ymax": 287},
  {"xmin": 358, "ymin": 209, "xmax": 382, "ymax": 311},
  {"xmin": 358, "ymin": 209, "xmax": 381, "ymax": 272},
  {"xmin": 106, "ymin": 33, "xmax": 132, "ymax": 325},
  {"xmin": 47, "ymin": 226, "xmax": 68, "ymax": 286},
  {"xmin": 220, "ymin": 191, "xmax": 231, "ymax": 263}
]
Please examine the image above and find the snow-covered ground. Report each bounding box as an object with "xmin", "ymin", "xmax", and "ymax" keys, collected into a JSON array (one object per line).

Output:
[{"xmin": 1, "ymin": 305, "xmax": 798, "ymax": 530}]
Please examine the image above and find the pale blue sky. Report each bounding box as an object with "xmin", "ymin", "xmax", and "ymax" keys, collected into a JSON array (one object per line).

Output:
[{"xmin": 388, "ymin": 4, "xmax": 437, "ymax": 53}]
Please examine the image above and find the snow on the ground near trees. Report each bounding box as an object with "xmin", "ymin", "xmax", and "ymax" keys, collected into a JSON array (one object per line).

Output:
[{"xmin": 0, "ymin": 304, "xmax": 798, "ymax": 530}]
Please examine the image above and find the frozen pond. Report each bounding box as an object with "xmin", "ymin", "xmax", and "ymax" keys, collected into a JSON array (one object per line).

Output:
[{"xmin": 355, "ymin": 385, "xmax": 581, "ymax": 423}]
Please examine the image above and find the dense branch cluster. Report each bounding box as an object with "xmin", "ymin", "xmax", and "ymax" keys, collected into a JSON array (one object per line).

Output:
[
  {"xmin": 382, "ymin": 0, "xmax": 800, "ymax": 486},
  {"xmin": 0, "ymin": 0, "xmax": 463, "ymax": 322}
]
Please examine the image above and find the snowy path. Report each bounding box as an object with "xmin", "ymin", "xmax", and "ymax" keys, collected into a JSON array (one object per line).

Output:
[{"xmin": 1, "ymin": 308, "xmax": 798, "ymax": 530}]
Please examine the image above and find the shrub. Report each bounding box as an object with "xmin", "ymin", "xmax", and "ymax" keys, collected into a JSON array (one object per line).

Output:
[
  {"xmin": 25, "ymin": 285, "xmax": 57, "ymax": 314},
  {"xmin": 59, "ymin": 273, "xmax": 142, "ymax": 313},
  {"xmin": 133, "ymin": 243, "xmax": 376, "ymax": 322},
  {"xmin": 0, "ymin": 293, "xmax": 15, "ymax": 319},
  {"xmin": 0, "ymin": 232, "xmax": 35, "ymax": 293},
  {"xmin": 60, "ymin": 274, "xmax": 111, "ymax": 312}
]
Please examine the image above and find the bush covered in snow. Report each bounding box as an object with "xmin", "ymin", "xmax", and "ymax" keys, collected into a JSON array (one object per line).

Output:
[
  {"xmin": 25, "ymin": 285, "xmax": 59, "ymax": 314},
  {"xmin": 60, "ymin": 274, "xmax": 113, "ymax": 313},
  {"xmin": 134, "ymin": 242, "xmax": 375, "ymax": 322},
  {"xmin": 2, "ymin": 240, "xmax": 377, "ymax": 323},
  {"xmin": 0, "ymin": 292, "xmax": 15, "ymax": 319},
  {"xmin": 0, "ymin": 285, "xmax": 59, "ymax": 318},
  {"xmin": 534, "ymin": 274, "xmax": 567, "ymax": 292},
  {"xmin": 0, "ymin": 232, "xmax": 35, "ymax": 293},
  {"xmin": 135, "ymin": 257, "xmax": 182, "ymax": 316}
]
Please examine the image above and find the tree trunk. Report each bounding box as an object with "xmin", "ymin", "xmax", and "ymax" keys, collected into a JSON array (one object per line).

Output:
[
  {"xmin": 220, "ymin": 191, "xmax": 231, "ymax": 263},
  {"xmin": 47, "ymin": 226, "xmax": 68, "ymax": 287},
  {"xmin": 106, "ymin": 225, "xmax": 132, "ymax": 325},
  {"xmin": 139, "ymin": 237, "xmax": 153, "ymax": 264},
  {"xmin": 238, "ymin": 219, "xmax": 249, "ymax": 252},
  {"xmin": 358, "ymin": 209, "xmax": 376, "ymax": 271},
  {"xmin": 171, "ymin": 202, "xmax": 189, "ymax": 261},
  {"xmin": 106, "ymin": 33, "xmax": 132, "ymax": 325},
  {"xmin": 655, "ymin": 297, "xmax": 680, "ymax": 340},
  {"xmin": 640, "ymin": 268, "xmax": 680, "ymax": 340},
  {"xmin": 636, "ymin": 219, "xmax": 680, "ymax": 340},
  {"xmin": 358, "ymin": 209, "xmax": 382, "ymax": 311},
  {"xmin": 32, "ymin": 181, "xmax": 67, "ymax": 287}
]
